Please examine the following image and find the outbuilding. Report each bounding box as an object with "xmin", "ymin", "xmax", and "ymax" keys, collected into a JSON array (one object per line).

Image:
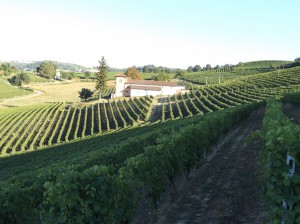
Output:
[{"xmin": 114, "ymin": 74, "xmax": 185, "ymax": 97}]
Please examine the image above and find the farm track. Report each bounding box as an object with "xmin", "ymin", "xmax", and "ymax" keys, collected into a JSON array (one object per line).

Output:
[
  {"xmin": 148, "ymin": 97, "xmax": 161, "ymax": 122},
  {"xmin": 0, "ymin": 89, "xmax": 43, "ymax": 103},
  {"xmin": 153, "ymin": 107, "xmax": 268, "ymax": 224}
]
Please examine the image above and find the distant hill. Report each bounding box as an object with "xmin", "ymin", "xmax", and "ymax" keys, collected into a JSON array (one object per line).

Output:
[
  {"xmin": 0, "ymin": 60, "xmax": 87, "ymax": 71},
  {"xmin": 1, "ymin": 60, "xmax": 126, "ymax": 72}
]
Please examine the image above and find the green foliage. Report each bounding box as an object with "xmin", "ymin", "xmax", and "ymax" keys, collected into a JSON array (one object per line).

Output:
[
  {"xmin": 187, "ymin": 66, "xmax": 193, "ymax": 72},
  {"xmin": 84, "ymin": 71, "xmax": 91, "ymax": 79},
  {"xmin": 281, "ymin": 92, "xmax": 300, "ymax": 106},
  {"xmin": 153, "ymin": 72, "xmax": 172, "ymax": 81},
  {"xmin": 241, "ymin": 60, "xmax": 293, "ymax": 69},
  {"xmin": 175, "ymin": 69, "xmax": 187, "ymax": 78},
  {"xmin": 36, "ymin": 61, "xmax": 56, "ymax": 79},
  {"xmin": 43, "ymin": 165, "xmax": 118, "ymax": 223},
  {"xmin": 0, "ymin": 63, "xmax": 12, "ymax": 72},
  {"xmin": 0, "ymin": 79, "xmax": 32, "ymax": 99},
  {"xmin": 258, "ymin": 98, "xmax": 300, "ymax": 222},
  {"xmin": 1, "ymin": 63, "xmax": 300, "ymax": 221},
  {"xmin": 183, "ymin": 64, "xmax": 300, "ymax": 85},
  {"xmin": 0, "ymin": 63, "xmax": 15, "ymax": 76},
  {"xmin": 25, "ymin": 73, "xmax": 52, "ymax": 83},
  {"xmin": 204, "ymin": 64, "xmax": 212, "ymax": 70},
  {"xmin": 8, "ymin": 72, "xmax": 30, "ymax": 86},
  {"xmin": 140, "ymin": 65, "xmax": 173, "ymax": 74},
  {"xmin": 95, "ymin": 56, "xmax": 108, "ymax": 98},
  {"xmin": 78, "ymin": 88, "xmax": 93, "ymax": 101},
  {"xmin": 0, "ymin": 97, "xmax": 153, "ymax": 156},
  {"xmin": 0, "ymin": 102, "xmax": 261, "ymax": 222},
  {"xmin": 60, "ymin": 71, "xmax": 76, "ymax": 80},
  {"xmin": 193, "ymin": 64, "xmax": 201, "ymax": 72}
]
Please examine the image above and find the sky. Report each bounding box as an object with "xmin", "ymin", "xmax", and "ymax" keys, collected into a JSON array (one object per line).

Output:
[{"xmin": 0, "ymin": 0, "xmax": 299, "ymax": 69}]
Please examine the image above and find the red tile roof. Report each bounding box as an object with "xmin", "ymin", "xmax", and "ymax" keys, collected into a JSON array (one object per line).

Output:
[{"xmin": 115, "ymin": 74, "xmax": 127, "ymax": 77}]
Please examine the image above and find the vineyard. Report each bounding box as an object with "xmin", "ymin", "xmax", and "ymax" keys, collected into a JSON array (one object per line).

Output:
[
  {"xmin": 0, "ymin": 63, "xmax": 300, "ymax": 222},
  {"xmin": 159, "ymin": 66, "xmax": 300, "ymax": 120},
  {"xmin": 182, "ymin": 60, "xmax": 295, "ymax": 85},
  {"xmin": 257, "ymin": 95, "xmax": 300, "ymax": 223},
  {"xmin": 1, "ymin": 66, "xmax": 300, "ymax": 157},
  {"xmin": 0, "ymin": 96, "xmax": 152, "ymax": 156},
  {"xmin": 0, "ymin": 101, "xmax": 262, "ymax": 223}
]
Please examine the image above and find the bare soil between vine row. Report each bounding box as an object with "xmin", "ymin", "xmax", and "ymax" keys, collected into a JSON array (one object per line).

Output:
[{"xmin": 135, "ymin": 107, "xmax": 269, "ymax": 224}]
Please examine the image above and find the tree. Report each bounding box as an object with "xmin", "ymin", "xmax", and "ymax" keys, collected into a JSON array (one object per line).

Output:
[
  {"xmin": 95, "ymin": 56, "xmax": 108, "ymax": 100},
  {"xmin": 143, "ymin": 66, "xmax": 149, "ymax": 73},
  {"xmin": 153, "ymin": 72, "xmax": 171, "ymax": 81},
  {"xmin": 165, "ymin": 68, "xmax": 172, "ymax": 73},
  {"xmin": 187, "ymin": 66, "xmax": 193, "ymax": 73},
  {"xmin": 61, "ymin": 72, "xmax": 76, "ymax": 80},
  {"xmin": 237, "ymin": 62, "xmax": 244, "ymax": 67},
  {"xmin": 37, "ymin": 61, "xmax": 56, "ymax": 79},
  {"xmin": 3, "ymin": 71, "xmax": 10, "ymax": 76},
  {"xmin": 0, "ymin": 63, "xmax": 12, "ymax": 76},
  {"xmin": 85, "ymin": 71, "xmax": 91, "ymax": 79},
  {"xmin": 223, "ymin": 64, "xmax": 230, "ymax": 70},
  {"xmin": 78, "ymin": 88, "xmax": 93, "ymax": 101},
  {"xmin": 175, "ymin": 69, "xmax": 187, "ymax": 78},
  {"xmin": 214, "ymin": 65, "xmax": 220, "ymax": 69},
  {"xmin": 11, "ymin": 66, "xmax": 18, "ymax": 72},
  {"xmin": 9, "ymin": 72, "xmax": 30, "ymax": 86},
  {"xmin": 193, "ymin": 65, "xmax": 201, "ymax": 72},
  {"xmin": 205, "ymin": 64, "xmax": 212, "ymax": 70},
  {"xmin": 0, "ymin": 63, "xmax": 11, "ymax": 72},
  {"xmin": 125, "ymin": 66, "xmax": 143, "ymax": 80},
  {"xmin": 153, "ymin": 67, "xmax": 160, "ymax": 73}
]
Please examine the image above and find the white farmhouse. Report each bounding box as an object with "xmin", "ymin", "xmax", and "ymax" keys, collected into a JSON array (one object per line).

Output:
[{"xmin": 114, "ymin": 74, "xmax": 185, "ymax": 97}]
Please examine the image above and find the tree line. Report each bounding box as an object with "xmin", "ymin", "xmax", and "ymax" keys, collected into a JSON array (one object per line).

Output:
[{"xmin": 0, "ymin": 63, "xmax": 18, "ymax": 76}]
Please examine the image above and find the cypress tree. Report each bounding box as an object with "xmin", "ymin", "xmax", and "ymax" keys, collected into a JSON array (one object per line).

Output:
[{"xmin": 95, "ymin": 56, "xmax": 108, "ymax": 100}]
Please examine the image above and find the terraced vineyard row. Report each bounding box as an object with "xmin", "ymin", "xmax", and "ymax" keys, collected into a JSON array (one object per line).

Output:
[
  {"xmin": 1, "ymin": 66, "xmax": 299, "ymax": 156},
  {"xmin": 101, "ymin": 86, "xmax": 115, "ymax": 97},
  {"xmin": 161, "ymin": 66, "xmax": 300, "ymax": 120},
  {"xmin": 0, "ymin": 96, "xmax": 152, "ymax": 156},
  {"xmin": 183, "ymin": 62, "xmax": 296, "ymax": 85}
]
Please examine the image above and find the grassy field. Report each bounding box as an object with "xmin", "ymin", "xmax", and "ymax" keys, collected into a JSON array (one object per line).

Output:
[
  {"xmin": 26, "ymin": 73, "xmax": 53, "ymax": 83},
  {"xmin": 0, "ymin": 80, "xmax": 115, "ymax": 107},
  {"xmin": 0, "ymin": 79, "xmax": 32, "ymax": 100}
]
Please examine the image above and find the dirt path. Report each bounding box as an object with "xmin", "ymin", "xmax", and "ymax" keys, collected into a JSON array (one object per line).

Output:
[
  {"xmin": 147, "ymin": 97, "xmax": 168, "ymax": 122},
  {"xmin": 152, "ymin": 107, "xmax": 268, "ymax": 224},
  {"xmin": 0, "ymin": 89, "xmax": 44, "ymax": 103}
]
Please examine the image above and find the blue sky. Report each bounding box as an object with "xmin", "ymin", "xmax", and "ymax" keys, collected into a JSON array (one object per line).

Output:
[{"xmin": 0, "ymin": 0, "xmax": 299, "ymax": 68}]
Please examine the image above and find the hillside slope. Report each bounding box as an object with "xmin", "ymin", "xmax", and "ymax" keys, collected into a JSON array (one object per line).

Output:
[
  {"xmin": 154, "ymin": 106, "xmax": 268, "ymax": 223},
  {"xmin": 0, "ymin": 79, "xmax": 32, "ymax": 100}
]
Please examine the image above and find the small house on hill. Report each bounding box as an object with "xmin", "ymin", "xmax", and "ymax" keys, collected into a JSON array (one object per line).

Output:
[{"xmin": 114, "ymin": 74, "xmax": 185, "ymax": 97}]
